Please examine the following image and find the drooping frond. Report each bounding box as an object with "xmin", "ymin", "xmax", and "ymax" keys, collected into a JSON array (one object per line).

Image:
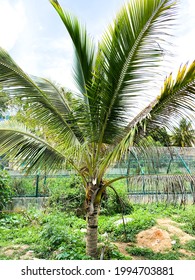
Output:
[
  {"xmin": 50, "ymin": 0, "xmax": 95, "ymax": 98},
  {"xmin": 90, "ymin": 0, "xmax": 177, "ymax": 145},
  {"xmin": 0, "ymin": 121, "xmax": 66, "ymax": 173},
  {"xmin": 97, "ymin": 61, "xmax": 195, "ymax": 178},
  {"xmin": 144, "ymin": 61, "xmax": 195, "ymax": 132},
  {"xmin": 0, "ymin": 48, "xmax": 84, "ymax": 147}
]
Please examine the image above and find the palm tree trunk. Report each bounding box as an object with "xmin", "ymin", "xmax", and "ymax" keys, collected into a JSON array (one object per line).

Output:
[{"xmin": 86, "ymin": 203, "xmax": 99, "ymax": 259}]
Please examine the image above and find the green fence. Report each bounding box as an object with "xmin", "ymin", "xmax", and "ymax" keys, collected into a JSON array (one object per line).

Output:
[
  {"xmin": 10, "ymin": 174, "xmax": 72, "ymax": 197},
  {"xmin": 7, "ymin": 147, "xmax": 195, "ymax": 201}
]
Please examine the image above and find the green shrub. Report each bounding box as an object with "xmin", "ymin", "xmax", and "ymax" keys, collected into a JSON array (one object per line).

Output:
[
  {"xmin": 48, "ymin": 176, "xmax": 133, "ymax": 217},
  {"xmin": 47, "ymin": 176, "xmax": 85, "ymax": 216},
  {"xmin": 0, "ymin": 170, "xmax": 13, "ymax": 212},
  {"xmin": 10, "ymin": 176, "xmax": 35, "ymax": 196},
  {"xmin": 173, "ymin": 206, "xmax": 195, "ymax": 235},
  {"xmin": 98, "ymin": 207, "xmax": 155, "ymax": 243},
  {"xmin": 35, "ymin": 212, "xmax": 88, "ymax": 260},
  {"xmin": 98, "ymin": 242, "xmax": 132, "ymax": 260},
  {"xmin": 113, "ymin": 209, "xmax": 155, "ymax": 242}
]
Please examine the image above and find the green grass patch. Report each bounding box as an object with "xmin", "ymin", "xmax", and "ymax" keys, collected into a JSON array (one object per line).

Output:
[{"xmin": 126, "ymin": 246, "xmax": 181, "ymax": 260}]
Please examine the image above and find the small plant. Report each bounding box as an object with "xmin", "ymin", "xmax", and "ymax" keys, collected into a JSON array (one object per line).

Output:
[
  {"xmin": 34, "ymin": 211, "xmax": 88, "ymax": 260},
  {"xmin": 173, "ymin": 206, "xmax": 195, "ymax": 235},
  {"xmin": 171, "ymin": 235, "xmax": 181, "ymax": 251},
  {"xmin": 99, "ymin": 242, "xmax": 131, "ymax": 260}
]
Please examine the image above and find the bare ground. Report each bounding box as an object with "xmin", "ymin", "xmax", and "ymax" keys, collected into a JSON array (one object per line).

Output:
[{"xmin": 0, "ymin": 244, "xmax": 38, "ymax": 260}]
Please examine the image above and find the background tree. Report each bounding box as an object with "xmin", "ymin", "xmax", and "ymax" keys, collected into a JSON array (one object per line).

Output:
[
  {"xmin": 0, "ymin": 0, "xmax": 195, "ymax": 259},
  {"xmin": 171, "ymin": 118, "xmax": 195, "ymax": 147},
  {"xmin": 0, "ymin": 88, "xmax": 9, "ymax": 119},
  {"xmin": 149, "ymin": 127, "xmax": 171, "ymax": 146}
]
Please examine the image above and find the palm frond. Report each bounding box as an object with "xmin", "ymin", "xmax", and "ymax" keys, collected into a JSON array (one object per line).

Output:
[
  {"xmin": 0, "ymin": 121, "xmax": 66, "ymax": 173},
  {"xmin": 144, "ymin": 61, "xmax": 195, "ymax": 132},
  {"xmin": 97, "ymin": 58, "xmax": 195, "ymax": 177},
  {"xmin": 128, "ymin": 173, "xmax": 195, "ymax": 193},
  {"xmin": 0, "ymin": 48, "xmax": 84, "ymax": 146},
  {"xmin": 90, "ymin": 0, "xmax": 177, "ymax": 145},
  {"xmin": 50, "ymin": 0, "xmax": 95, "ymax": 98}
]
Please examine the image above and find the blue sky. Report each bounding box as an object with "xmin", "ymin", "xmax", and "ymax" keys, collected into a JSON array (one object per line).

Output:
[{"xmin": 0, "ymin": 0, "xmax": 194, "ymax": 92}]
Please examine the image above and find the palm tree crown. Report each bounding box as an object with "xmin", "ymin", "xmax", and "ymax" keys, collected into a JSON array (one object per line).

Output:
[
  {"xmin": 171, "ymin": 118, "xmax": 195, "ymax": 147},
  {"xmin": 0, "ymin": 0, "xmax": 195, "ymax": 258}
]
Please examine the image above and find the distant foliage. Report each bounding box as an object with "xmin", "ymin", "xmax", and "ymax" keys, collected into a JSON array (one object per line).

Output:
[{"xmin": 0, "ymin": 170, "xmax": 12, "ymax": 212}]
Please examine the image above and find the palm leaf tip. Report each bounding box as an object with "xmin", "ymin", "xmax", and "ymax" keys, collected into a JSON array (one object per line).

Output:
[
  {"xmin": 50, "ymin": 0, "xmax": 60, "ymax": 7},
  {"xmin": 50, "ymin": 0, "xmax": 95, "ymax": 96}
]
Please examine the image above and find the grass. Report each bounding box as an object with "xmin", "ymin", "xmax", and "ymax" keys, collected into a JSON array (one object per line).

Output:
[
  {"xmin": 126, "ymin": 246, "xmax": 182, "ymax": 260},
  {"xmin": 0, "ymin": 203, "xmax": 195, "ymax": 260}
]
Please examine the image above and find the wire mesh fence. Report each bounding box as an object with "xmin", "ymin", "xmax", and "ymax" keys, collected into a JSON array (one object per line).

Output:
[
  {"xmin": 10, "ymin": 174, "xmax": 71, "ymax": 197},
  {"xmin": 5, "ymin": 147, "xmax": 195, "ymax": 203}
]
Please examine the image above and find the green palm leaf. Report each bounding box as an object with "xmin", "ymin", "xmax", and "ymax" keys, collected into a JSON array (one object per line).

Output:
[
  {"xmin": 0, "ymin": 121, "xmax": 66, "ymax": 173},
  {"xmin": 91, "ymin": 0, "xmax": 177, "ymax": 145},
  {"xmin": 50, "ymin": 0, "xmax": 95, "ymax": 98},
  {"xmin": 0, "ymin": 48, "xmax": 84, "ymax": 146},
  {"xmin": 98, "ymin": 61, "xmax": 195, "ymax": 178},
  {"xmin": 145, "ymin": 61, "xmax": 195, "ymax": 132}
]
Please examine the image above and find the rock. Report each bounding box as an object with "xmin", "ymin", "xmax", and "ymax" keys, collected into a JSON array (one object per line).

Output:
[{"xmin": 114, "ymin": 218, "xmax": 133, "ymax": 226}]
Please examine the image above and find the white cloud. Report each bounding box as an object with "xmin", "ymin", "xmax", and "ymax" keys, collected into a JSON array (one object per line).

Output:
[
  {"xmin": 0, "ymin": 0, "xmax": 26, "ymax": 51},
  {"xmin": 13, "ymin": 36, "xmax": 77, "ymax": 91}
]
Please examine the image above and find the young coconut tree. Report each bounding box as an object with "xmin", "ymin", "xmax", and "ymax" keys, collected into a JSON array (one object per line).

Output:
[
  {"xmin": 171, "ymin": 118, "xmax": 195, "ymax": 147},
  {"xmin": 0, "ymin": 0, "xmax": 195, "ymax": 258}
]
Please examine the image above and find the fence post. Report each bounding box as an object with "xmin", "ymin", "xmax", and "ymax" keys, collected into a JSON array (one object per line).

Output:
[{"xmin": 35, "ymin": 174, "xmax": 39, "ymax": 197}]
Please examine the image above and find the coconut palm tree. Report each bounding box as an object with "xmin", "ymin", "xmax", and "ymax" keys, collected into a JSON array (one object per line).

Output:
[
  {"xmin": 0, "ymin": 0, "xmax": 195, "ymax": 258},
  {"xmin": 171, "ymin": 118, "xmax": 195, "ymax": 147}
]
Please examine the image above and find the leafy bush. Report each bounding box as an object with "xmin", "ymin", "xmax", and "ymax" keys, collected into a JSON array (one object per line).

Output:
[
  {"xmin": 98, "ymin": 207, "xmax": 155, "ymax": 243},
  {"xmin": 0, "ymin": 170, "xmax": 13, "ymax": 212},
  {"xmin": 48, "ymin": 176, "xmax": 133, "ymax": 216},
  {"xmin": 173, "ymin": 206, "xmax": 195, "ymax": 235},
  {"xmin": 113, "ymin": 214, "xmax": 155, "ymax": 242},
  {"xmin": 47, "ymin": 176, "xmax": 85, "ymax": 216},
  {"xmin": 35, "ymin": 212, "xmax": 89, "ymax": 260},
  {"xmin": 98, "ymin": 242, "xmax": 132, "ymax": 260}
]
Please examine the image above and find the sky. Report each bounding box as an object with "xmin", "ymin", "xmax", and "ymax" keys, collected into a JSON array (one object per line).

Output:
[{"xmin": 0, "ymin": 0, "xmax": 194, "ymax": 92}]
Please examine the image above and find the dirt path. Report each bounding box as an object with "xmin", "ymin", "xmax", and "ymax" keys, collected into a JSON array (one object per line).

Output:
[{"xmin": 0, "ymin": 244, "xmax": 38, "ymax": 260}]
